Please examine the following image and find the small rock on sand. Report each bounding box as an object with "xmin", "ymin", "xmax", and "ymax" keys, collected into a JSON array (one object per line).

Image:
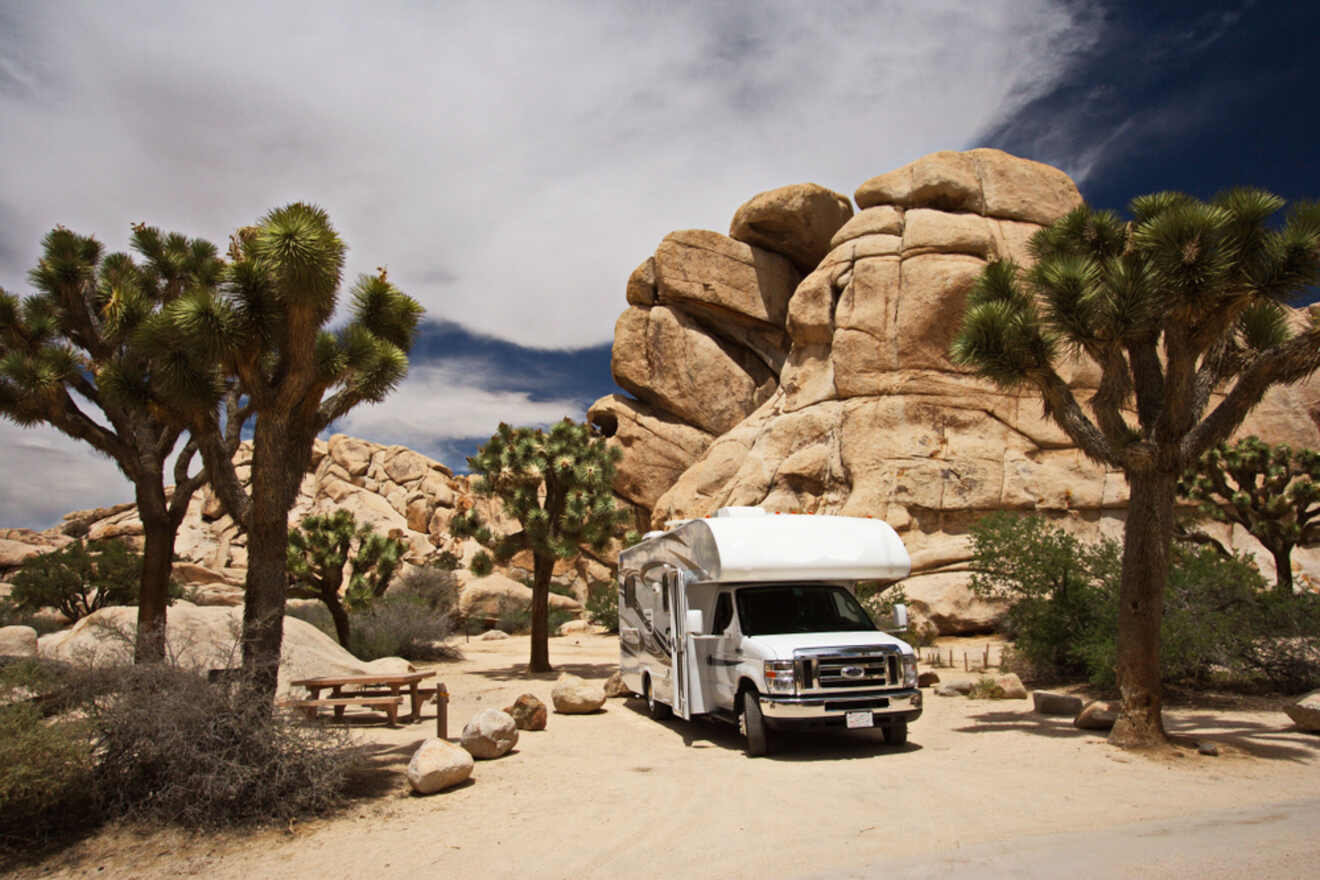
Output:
[
  {"xmin": 407, "ymin": 738, "xmax": 474, "ymax": 794},
  {"xmin": 552, "ymin": 674, "xmax": 606, "ymax": 714}
]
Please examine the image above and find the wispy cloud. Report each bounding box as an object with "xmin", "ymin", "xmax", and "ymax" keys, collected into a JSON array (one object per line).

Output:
[
  {"xmin": 971, "ymin": 1, "xmax": 1275, "ymax": 191},
  {"xmin": 0, "ymin": 1, "xmax": 1093, "ymax": 350},
  {"xmin": 0, "ymin": 0, "xmax": 1102, "ymax": 528},
  {"xmin": 0, "ymin": 423, "xmax": 132, "ymax": 528},
  {"xmin": 334, "ymin": 362, "xmax": 590, "ymax": 453}
]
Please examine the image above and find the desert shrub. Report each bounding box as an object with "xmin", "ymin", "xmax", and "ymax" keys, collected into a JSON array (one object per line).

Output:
[
  {"xmin": 84, "ymin": 664, "xmax": 360, "ymax": 827},
  {"xmin": 8, "ymin": 539, "xmax": 157, "ymax": 622},
  {"xmin": 496, "ymin": 596, "xmax": 529, "ymax": 634},
  {"xmin": 966, "ymin": 676, "xmax": 1002, "ymax": 699},
  {"xmin": 1069, "ymin": 545, "xmax": 1255, "ymax": 687},
  {"xmin": 288, "ymin": 593, "xmax": 457, "ymax": 662},
  {"xmin": 1237, "ymin": 592, "xmax": 1320, "ymax": 692},
  {"xmin": 0, "ymin": 702, "xmax": 94, "ymax": 847},
  {"xmin": 548, "ymin": 606, "xmax": 575, "ymax": 634},
  {"xmin": 286, "ymin": 600, "xmax": 337, "ymax": 636},
  {"xmin": 585, "ymin": 579, "xmax": 618, "ymax": 633},
  {"xmin": 495, "ymin": 598, "xmax": 574, "ymax": 636},
  {"xmin": 0, "ymin": 656, "xmax": 77, "ymax": 710},
  {"xmin": 969, "ymin": 513, "xmax": 1116, "ymax": 681},
  {"xmin": 970, "ymin": 512, "xmax": 1319, "ymax": 690},
  {"xmin": 392, "ymin": 562, "xmax": 462, "ymax": 619},
  {"xmin": 347, "ymin": 593, "xmax": 458, "ymax": 661},
  {"xmin": 0, "ymin": 600, "xmax": 68, "ymax": 636}
]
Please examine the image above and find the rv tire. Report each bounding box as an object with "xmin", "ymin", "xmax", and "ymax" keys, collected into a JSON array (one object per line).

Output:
[
  {"xmin": 644, "ymin": 675, "xmax": 672, "ymax": 721},
  {"xmin": 883, "ymin": 721, "xmax": 908, "ymax": 747},
  {"xmin": 740, "ymin": 691, "xmax": 769, "ymax": 757}
]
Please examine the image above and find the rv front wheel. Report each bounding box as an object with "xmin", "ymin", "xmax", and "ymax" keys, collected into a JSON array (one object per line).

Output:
[
  {"xmin": 883, "ymin": 721, "xmax": 907, "ymax": 747},
  {"xmin": 644, "ymin": 675, "xmax": 672, "ymax": 721},
  {"xmin": 739, "ymin": 691, "xmax": 769, "ymax": 757}
]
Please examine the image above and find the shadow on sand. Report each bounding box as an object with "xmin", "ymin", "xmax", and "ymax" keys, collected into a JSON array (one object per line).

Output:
[
  {"xmin": 469, "ymin": 661, "xmax": 618, "ymax": 682},
  {"xmin": 620, "ymin": 697, "xmax": 921, "ymax": 762},
  {"xmin": 955, "ymin": 706, "xmax": 1320, "ymax": 761}
]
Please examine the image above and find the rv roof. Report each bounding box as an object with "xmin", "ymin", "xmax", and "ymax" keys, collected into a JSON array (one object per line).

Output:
[{"xmin": 621, "ymin": 511, "xmax": 910, "ymax": 584}]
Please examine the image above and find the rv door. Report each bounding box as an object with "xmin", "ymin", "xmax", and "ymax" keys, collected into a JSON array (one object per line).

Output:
[{"xmin": 665, "ymin": 571, "xmax": 690, "ymax": 720}]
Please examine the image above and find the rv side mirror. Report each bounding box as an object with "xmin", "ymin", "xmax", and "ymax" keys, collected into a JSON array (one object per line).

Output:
[
  {"xmin": 685, "ymin": 609, "xmax": 704, "ymax": 635},
  {"xmin": 891, "ymin": 603, "xmax": 908, "ymax": 632}
]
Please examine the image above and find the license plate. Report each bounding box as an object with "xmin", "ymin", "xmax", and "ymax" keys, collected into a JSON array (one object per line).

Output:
[{"xmin": 845, "ymin": 710, "xmax": 873, "ymax": 729}]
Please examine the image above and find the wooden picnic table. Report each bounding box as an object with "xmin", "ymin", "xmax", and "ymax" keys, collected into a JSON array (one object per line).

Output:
[{"xmin": 290, "ymin": 671, "xmax": 438, "ymax": 724}]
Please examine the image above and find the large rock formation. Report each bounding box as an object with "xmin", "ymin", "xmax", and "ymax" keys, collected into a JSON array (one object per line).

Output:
[
  {"xmin": 592, "ymin": 149, "xmax": 1320, "ymax": 633},
  {"xmin": 588, "ymin": 184, "xmax": 855, "ymax": 513}
]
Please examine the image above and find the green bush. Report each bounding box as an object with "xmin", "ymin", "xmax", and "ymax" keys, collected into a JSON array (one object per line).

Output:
[
  {"xmin": 8, "ymin": 539, "xmax": 163, "ymax": 622},
  {"xmin": 969, "ymin": 513, "xmax": 1116, "ymax": 681},
  {"xmin": 1238, "ymin": 591, "xmax": 1320, "ymax": 692},
  {"xmin": 0, "ymin": 703, "xmax": 93, "ymax": 847},
  {"xmin": 1072, "ymin": 544, "xmax": 1270, "ymax": 688},
  {"xmin": 585, "ymin": 579, "xmax": 619, "ymax": 633},
  {"xmin": 969, "ymin": 512, "xmax": 1320, "ymax": 690}
]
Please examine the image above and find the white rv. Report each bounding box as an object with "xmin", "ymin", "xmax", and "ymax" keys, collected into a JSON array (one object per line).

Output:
[{"xmin": 618, "ymin": 506, "xmax": 920, "ymax": 756}]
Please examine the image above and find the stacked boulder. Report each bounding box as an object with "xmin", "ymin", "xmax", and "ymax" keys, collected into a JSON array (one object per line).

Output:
[{"xmin": 588, "ymin": 185, "xmax": 854, "ymax": 515}]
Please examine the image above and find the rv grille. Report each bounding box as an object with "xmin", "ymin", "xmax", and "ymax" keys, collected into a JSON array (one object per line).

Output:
[{"xmin": 798, "ymin": 649, "xmax": 899, "ymax": 691}]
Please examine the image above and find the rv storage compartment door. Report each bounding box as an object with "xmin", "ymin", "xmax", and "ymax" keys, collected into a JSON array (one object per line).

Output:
[{"xmin": 686, "ymin": 636, "xmax": 718, "ymax": 716}]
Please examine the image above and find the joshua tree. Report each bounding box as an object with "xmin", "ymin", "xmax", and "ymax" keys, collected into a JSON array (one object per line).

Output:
[
  {"xmin": 1179, "ymin": 436, "xmax": 1320, "ymax": 594},
  {"xmin": 287, "ymin": 509, "xmax": 407, "ymax": 648},
  {"xmin": 451, "ymin": 419, "xmax": 624, "ymax": 672},
  {"xmin": 172, "ymin": 203, "xmax": 422, "ymax": 699},
  {"xmin": 951, "ymin": 189, "xmax": 1320, "ymax": 746},
  {"xmin": 0, "ymin": 225, "xmax": 231, "ymax": 662}
]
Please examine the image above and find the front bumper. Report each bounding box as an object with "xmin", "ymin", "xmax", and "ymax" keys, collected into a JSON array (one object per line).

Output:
[{"xmin": 759, "ymin": 688, "xmax": 922, "ymax": 729}]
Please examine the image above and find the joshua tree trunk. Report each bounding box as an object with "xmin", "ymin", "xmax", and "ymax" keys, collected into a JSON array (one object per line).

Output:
[
  {"xmin": 135, "ymin": 510, "xmax": 177, "ymax": 664},
  {"xmin": 241, "ymin": 417, "xmax": 295, "ymax": 702},
  {"xmin": 324, "ymin": 590, "xmax": 352, "ymax": 650},
  {"xmin": 1109, "ymin": 469, "xmax": 1176, "ymax": 747},
  {"xmin": 530, "ymin": 551, "xmax": 555, "ymax": 673},
  {"xmin": 1270, "ymin": 546, "xmax": 1295, "ymax": 596}
]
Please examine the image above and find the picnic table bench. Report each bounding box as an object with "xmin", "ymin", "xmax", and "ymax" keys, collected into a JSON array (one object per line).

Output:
[{"xmin": 286, "ymin": 671, "xmax": 449, "ymax": 735}]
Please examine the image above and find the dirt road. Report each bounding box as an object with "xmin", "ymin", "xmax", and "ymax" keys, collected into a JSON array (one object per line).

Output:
[{"xmin": 24, "ymin": 633, "xmax": 1320, "ymax": 879}]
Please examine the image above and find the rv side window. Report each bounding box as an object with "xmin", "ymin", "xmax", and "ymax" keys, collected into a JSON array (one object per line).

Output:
[
  {"xmin": 662, "ymin": 576, "xmax": 670, "ymax": 613},
  {"xmin": 624, "ymin": 574, "xmax": 638, "ymax": 608},
  {"xmin": 711, "ymin": 592, "xmax": 733, "ymax": 634}
]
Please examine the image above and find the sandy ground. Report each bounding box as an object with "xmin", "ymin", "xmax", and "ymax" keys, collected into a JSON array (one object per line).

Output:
[{"xmin": 18, "ymin": 633, "xmax": 1320, "ymax": 879}]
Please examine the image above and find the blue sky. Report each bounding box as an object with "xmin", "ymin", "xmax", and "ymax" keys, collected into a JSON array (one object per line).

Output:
[{"xmin": 1, "ymin": 0, "xmax": 1315, "ymax": 528}]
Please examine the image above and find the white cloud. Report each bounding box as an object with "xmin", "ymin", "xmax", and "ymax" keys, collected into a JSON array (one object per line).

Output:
[
  {"xmin": 0, "ymin": 422, "xmax": 134, "ymax": 529},
  {"xmin": 334, "ymin": 361, "xmax": 589, "ymax": 452},
  {"xmin": 0, "ymin": 0, "xmax": 1102, "ymax": 528},
  {"xmin": 0, "ymin": 0, "xmax": 1094, "ymax": 350}
]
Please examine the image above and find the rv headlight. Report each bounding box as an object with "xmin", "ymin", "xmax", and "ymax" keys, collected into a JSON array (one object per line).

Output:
[
  {"xmin": 764, "ymin": 660, "xmax": 796, "ymax": 695},
  {"xmin": 902, "ymin": 654, "xmax": 918, "ymax": 688}
]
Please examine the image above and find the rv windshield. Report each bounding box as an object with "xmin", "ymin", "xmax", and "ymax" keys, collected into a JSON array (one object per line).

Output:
[{"xmin": 734, "ymin": 585, "xmax": 877, "ymax": 636}]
